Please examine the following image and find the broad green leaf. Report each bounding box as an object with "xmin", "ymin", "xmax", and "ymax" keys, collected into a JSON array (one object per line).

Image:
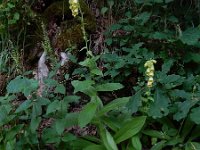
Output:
[
  {"xmin": 186, "ymin": 142, "xmax": 200, "ymax": 150},
  {"xmin": 55, "ymin": 84, "xmax": 65, "ymax": 94},
  {"xmin": 100, "ymin": 124, "xmax": 118, "ymax": 150},
  {"xmin": 135, "ymin": 12, "xmax": 151, "ymax": 25},
  {"xmin": 46, "ymin": 100, "xmax": 60, "ymax": 115},
  {"xmin": 42, "ymin": 128, "xmax": 60, "ymax": 143},
  {"xmin": 132, "ymin": 135, "xmax": 142, "ymax": 150},
  {"xmin": 190, "ymin": 107, "xmax": 200, "ymax": 124},
  {"xmin": 78, "ymin": 102, "xmax": 98, "ymax": 128},
  {"xmin": 150, "ymin": 140, "xmax": 166, "ymax": 150},
  {"xmin": 143, "ymin": 130, "xmax": 170, "ymax": 140},
  {"xmin": 7, "ymin": 76, "xmax": 38, "ymax": 96},
  {"xmin": 180, "ymin": 28, "xmax": 200, "ymax": 45},
  {"xmin": 149, "ymin": 88, "xmax": 170, "ymax": 118},
  {"xmin": 161, "ymin": 59, "xmax": 174, "ymax": 74},
  {"xmin": 64, "ymin": 95, "xmax": 80, "ymax": 103},
  {"xmin": 62, "ymin": 133, "xmax": 76, "ymax": 142},
  {"xmin": 174, "ymin": 100, "xmax": 197, "ymax": 121},
  {"xmin": 83, "ymin": 145, "xmax": 106, "ymax": 150},
  {"xmin": 95, "ymin": 83, "xmax": 123, "ymax": 91},
  {"xmin": 127, "ymin": 91, "xmax": 142, "ymax": 113},
  {"xmin": 5, "ymin": 125, "xmax": 23, "ymax": 141},
  {"xmin": 91, "ymin": 68, "xmax": 103, "ymax": 76},
  {"xmin": 30, "ymin": 117, "xmax": 41, "ymax": 133},
  {"xmin": 55, "ymin": 119, "xmax": 66, "ymax": 135},
  {"xmin": 98, "ymin": 97, "xmax": 130, "ymax": 116},
  {"xmin": 71, "ymin": 80, "xmax": 96, "ymax": 96},
  {"xmin": 15, "ymin": 100, "xmax": 32, "ymax": 113},
  {"xmin": 114, "ymin": 116, "xmax": 146, "ymax": 143},
  {"xmin": 101, "ymin": 7, "xmax": 108, "ymax": 15}
]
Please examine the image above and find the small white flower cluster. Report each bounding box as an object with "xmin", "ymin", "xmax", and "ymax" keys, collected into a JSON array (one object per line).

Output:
[
  {"xmin": 69, "ymin": 0, "xmax": 79, "ymax": 17},
  {"xmin": 144, "ymin": 59, "xmax": 157, "ymax": 88}
]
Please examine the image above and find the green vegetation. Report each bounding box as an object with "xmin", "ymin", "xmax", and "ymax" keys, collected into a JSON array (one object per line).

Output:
[{"xmin": 0, "ymin": 0, "xmax": 200, "ymax": 149}]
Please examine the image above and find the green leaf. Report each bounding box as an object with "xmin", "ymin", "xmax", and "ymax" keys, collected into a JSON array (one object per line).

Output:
[
  {"xmin": 127, "ymin": 91, "xmax": 142, "ymax": 113},
  {"xmin": 55, "ymin": 119, "xmax": 66, "ymax": 135},
  {"xmin": 78, "ymin": 102, "xmax": 98, "ymax": 128},
  {"xmin": 186, "ymin": 142, "xmax": 200, "ymax": 150},
  {"xmin": 132, "ymin": 135, "xmax": 142, "ymax": 150},
  {"xmin": 83, "ymin": 145, "xmax": 106, "ymax": 150},
  {"xmin": 174, "ymin": 100, "xmax": 197, "ymax": 121},
  {"xmin": 95, "ymin": 83, "xmax": 123, "ymax": 91},
  {"xmin": 161, "ymin": 59, "xmax": 174, "ymax": 74},
  {"xmin": 101, "ymin": 7, "xmax": 108, "ymax": 15},
  {"xmin": 7, "ymin": 76, "xmax": 38, "ymax": 96},
  {"xmin": 30, "ymin": 117, "xmax": 41, "ymax": 133},
  {"xmin": 71, "ymin": 80, "xmax": 96, "ymax": 96},
  {"xmin": 98, "ymin": 97, "xmax": 130, "ymax": 116},
  {"xmin": 180, "ymin": 28, "xmax": 200, "ymax": 45},
  {"xmin": 150, "ymin": 140, "xmax": 166, "ymax": 150},
  {"xmin": 55, "ymin": 84, "xmax": 66, "ymax": 94},
  {"xmin": 190, "ymin": 107, "xmax": 200, "ymax": 124},
  {"xmin": 135, "ymin": 12, "xmax": 151, "ymax": 25},
  {"xmin": 143, "ymin": 130, "xmax": 170, "ymax": 140},
  {"xmin": 149, "ymin": 88, "xmax": 170, "ymax": 118},
  {"xmin": 62, "ymin": 133, "xmax": 76, "ymax": 142},
  {"xmin": 114, "ymin": 116, "xmax": 146, "ymax": 143},
  {"xmin": 46, "ymin": 100, "xmax": 60, "ymax": 115},
  {"xmin": 15, "ymin": 100, "xmax": 32, "ymax": 113},
  {"xmin": 100, "ymin": 125, "xmax": 118, "ymax": 150},
  {"xmin": 5, "ymin": 125, "xmax": 23, "ymax": 141}
]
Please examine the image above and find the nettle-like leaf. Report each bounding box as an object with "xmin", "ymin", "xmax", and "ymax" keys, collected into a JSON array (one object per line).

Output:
[
  {"xmin": 173, "ymin": 100, "xmax": 198, "ymax": 121},
  {"xmin": 135, "ymin": 11, "xmax": 151, "ymax": 25},
  {"xmin": 179, "ymin": 27, "xmax": 200, "ymax": 45},
  {"xmin": 7, "ymin": 76, "xmax": 38, "ymax": 97},
  {"xmin": 149, "ymin": 88, "xmax": 170, "ymax": 118},
  {"xmin": 127, "ymin": 90, "xmax": 142, "ymax": 113},
  {"xmin": 72, "ymin": 80, "xmax": 96, "ymax": 96},
  {"xmin": 190, "ymin": 107, "xmax": 200, "ymax": 124},
  {"xmin": 158, "ymin": 74, "xmax": 185, "ymax": 89}
]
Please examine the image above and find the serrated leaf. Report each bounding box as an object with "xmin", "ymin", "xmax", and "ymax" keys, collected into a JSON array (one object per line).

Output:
[
  {"xmin": 114, "ymin": 116, "xmax": 146, "ymax": 143},
  {"xmin": 127, "ymin": 91, "xmax": 142, "ymax": 113},
  {"xmin": 161, "ymin": 59, "xmax": 174, "ymax": 74},
  {"xmin": 71, "ymin": 80, "xmax": 96, "ymax": 96},
  {"xmin": 46, "ymin": 100, "xmax": 59, "ymax": 115},
  {"xmin": 190, "ymin": 107, "xmax": 200, "ymax": 124},
  {"xmin": 149, "ymin": 88, "xmax": 170, "ymax": 118},
  {"xmin": 55, "ymin": 84, "xmax": 66, "ymax": 94},
  {"xmin": 135, "ymin": 12, "xmax": 151, "ymax": 25},
  {"xmin": 15, "ymin": 100, "xmax": 32, "ymax": 113},
  {"xmin": 78, "ymin": 102, "xmax": 98, "ymax": 128},
  {"xmin": 180, "ymin": 28, "xmax": 200, "ymax": 45},
  {"xmin": 30, "ymin": 117, "xmax": 41, "ymax": 133},
  {"xmin": 55, "ymin": 119, "xmax": 66, "ymax": 135},
  {"xmin": 174, "ymin": 100, "xmax": 198, "ymax": 121},
  {"xmin": 95, "ymin": 83, "xmax": 123, "ymax": 91}
]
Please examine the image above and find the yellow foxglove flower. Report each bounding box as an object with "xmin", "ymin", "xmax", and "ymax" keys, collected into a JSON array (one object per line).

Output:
[{"xmin": 69, "ymin": 0, "xmax": 80, "ymax": 17}]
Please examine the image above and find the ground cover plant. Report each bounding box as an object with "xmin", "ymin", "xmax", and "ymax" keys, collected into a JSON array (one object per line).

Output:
[{"xmin": 0, "ymin": 0, "xmax": 200, "ymax": 149}]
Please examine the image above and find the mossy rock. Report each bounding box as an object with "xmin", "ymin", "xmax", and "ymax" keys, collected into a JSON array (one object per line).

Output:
[
  {"xmin": 43, "ymin": 0, "xmax": 96, "ymax": 50},
  {"xmin": 26, "ymin": 0, "xmax": 96, "ymax": 63}
]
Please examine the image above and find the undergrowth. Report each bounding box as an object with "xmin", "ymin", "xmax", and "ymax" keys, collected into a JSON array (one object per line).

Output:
[{"xmin": 0, "ymin": 0, "xmax": 200, "ymax": 150}]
